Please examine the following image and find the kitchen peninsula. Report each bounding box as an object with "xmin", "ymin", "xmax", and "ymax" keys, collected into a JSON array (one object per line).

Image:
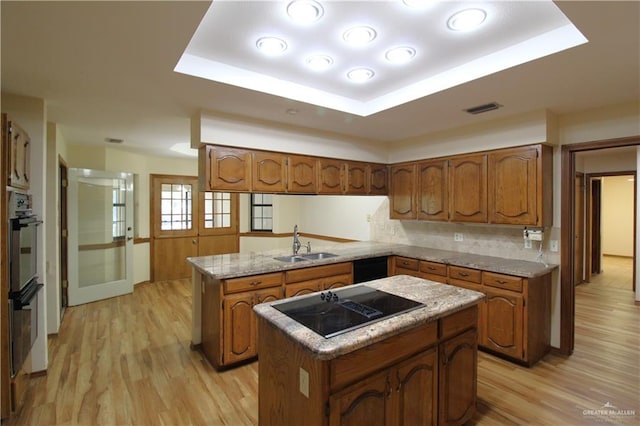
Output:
[
  {"xmin": 187, "ymin": 241, "xmax": 556, "ymax": 369},
  {"xmin": 254, "ymin": 275, "xmax": 485, "ymax": 425}
]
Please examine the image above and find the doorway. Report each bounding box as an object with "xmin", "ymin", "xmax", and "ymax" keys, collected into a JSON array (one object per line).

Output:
[
  {"xmin": 560, "ymin": 138, "xmax": 639, "ymax": 355},
  {"xmin": 585, "ymin": 173, "xmax": 636, "ymax": 290}
]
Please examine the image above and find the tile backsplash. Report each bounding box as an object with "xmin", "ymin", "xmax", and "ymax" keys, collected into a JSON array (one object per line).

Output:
[{"xmin": 370, "ymin": 198, "xmax": 560, "ymax": 265}]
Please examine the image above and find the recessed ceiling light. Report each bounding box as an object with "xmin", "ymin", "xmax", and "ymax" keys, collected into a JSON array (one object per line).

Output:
[
  {"xmin": 287, "ymin": 0, "xmax": 324, "ymax": 23},
  {"xmin": 305, "ymin": 55, "xmax": 334, "ymax": 71},
  {"xmin": 385, "ymin": 46, "xmax": 417, "ymax": 64},
  {"xmin": 447, "ymin": 8, "xmax": 487, "ymax": 31},
  {"xmin": 343, "ymin": 26, "xmax": 377, "ymax": 46},
  {"xmin": 105, "ymin": 137, "xmax": 123, "ymax": 144},
  {"xmin": 256, "ymin": 37, "xmax": 288, "ymax": 55},
  {"xmin": 347, "ymin": 68, "xmax": 375, "ymax": 82}
]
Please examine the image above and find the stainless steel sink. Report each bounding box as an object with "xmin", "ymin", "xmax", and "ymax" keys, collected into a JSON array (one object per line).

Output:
[
  {"xmin": 298, "ymin": 252, "xmax": 338, "ymax": 260},
  {"xmin": 273, "ymin": 252, "xmax": 338, "ymax": 262}
]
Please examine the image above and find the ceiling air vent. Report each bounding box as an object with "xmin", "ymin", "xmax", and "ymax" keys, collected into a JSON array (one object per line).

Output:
[
  {"xmin": 464, "ymin": 102, "xmax": 502, "ymax": 115},
  {"xmin": 105, "ymin": 137, "xmax": 124, "ymax": 144}
]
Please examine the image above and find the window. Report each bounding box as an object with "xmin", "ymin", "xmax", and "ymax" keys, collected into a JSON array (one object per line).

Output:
[
  {"xmin": 160, "ymin": 183, "xmax": 193, "ymax": 230},
  {"xmin": 203, "ymin": 192, "xmax": 232, "ymax": 229},
  {"xmin": 251, "ymin": 193, "xmax": 273, "ymax": 231},
  {"xmin": 112, "ymin": 178, "xmax": 127, "ymax": 240}
]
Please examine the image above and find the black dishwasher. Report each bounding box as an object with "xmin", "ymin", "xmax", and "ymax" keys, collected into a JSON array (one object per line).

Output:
[{"xmin": 353, "ymin": 256, "xmax": 388, "ymax": 283}]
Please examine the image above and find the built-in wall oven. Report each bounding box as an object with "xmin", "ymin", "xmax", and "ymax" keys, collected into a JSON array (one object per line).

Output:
[{"xmin": 8, "ymin": 191, "xmax": 43, "ymax": 377}]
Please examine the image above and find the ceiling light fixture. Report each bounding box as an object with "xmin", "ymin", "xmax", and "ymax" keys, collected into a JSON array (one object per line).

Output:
[
  {"xmin": 463, "ymin": 101, "xmax": 502, "ymax": 115},
  {"xmin": 347, "ymin": 68, "xmax": 375, "ymax": 82},
  {"xmin": 287, "ymin": 0, "xmax": 324, "ymax": 23},
  {"xmin": 385, "ymin": 46, "xmax": 417, "ymax": 64},
  {"xmin": 105, "ymin": 137, "xmax": 123, "ymax": 144},
  {"xmin": 447, "ymin": 8, "xmax": 487, "ymax": 31},
  {"xmin": 343, "ymin": 26, "xmax": 377, "ymax": 46},
  {"xmin": 256, "ymin": 37, "xmax": 288, "ymax": 55},
  {"xmin": 305, "ymin": 55, "xmax": 334, "ymax": 71}
]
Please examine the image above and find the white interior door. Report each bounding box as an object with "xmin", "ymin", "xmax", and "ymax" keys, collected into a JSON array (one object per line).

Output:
[{"xmin": 67, "ymin": 169, "xmax": 133, "ymax": 305}]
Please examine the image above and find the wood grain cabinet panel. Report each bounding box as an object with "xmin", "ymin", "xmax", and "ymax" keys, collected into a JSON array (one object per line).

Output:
[
  {"xmin": 2, "ymin": 115, "xmax": 31, "ymax": 190},
  {"xmin": 344, "ymin": 161, "xmax": 368, "ymax": 194},
  {"xmin": 488, "ymin": 144, "xmax": 553, "ymax": 226},
  {"xmin": 417, "ymin": 159, "xmax": 448, "ymax": 221},
  {"xmin": 287, "ymin": 155, "xmax": 317, "ymax": 193},
  {"xmin": 483, "ymin": 289, "xmax": 524, "ymax": 360},
  {"xmin": 223, "ymin": 292, "xmax": 257, "ymax": 364},
  {"xmin": 369, "ymin": 163, "xmax": 389, "ymax": 195},
  {"xmin": 318, "ymin": 158, "xmax": 344, "ymax": 194},
  {"xmin": 252, "ymin": 152, "xmax": 286, "ymax": 192},
  {"xmin": 439, "ymin": 329, "xmax": 477, "ymax": 426},
  {"xmin": 329, "ymin": 369, "xmax": 391, "ymax": 426},
  {"xmin": 199, "ymin": 145, "xmax": 251, "ymax": 191},
  {"xmin": 449, "ymin": 154, "xmax": 487, "ymax": 223},
  {"xmin": 390, "ymin": 164, "xmax": 417, "ymax": 219}
]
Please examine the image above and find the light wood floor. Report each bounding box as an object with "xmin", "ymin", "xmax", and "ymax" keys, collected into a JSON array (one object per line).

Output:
[
  {"xmin": 7, "ymin": 278, "xmax": 639, "ymax": 425},
  {"xmin": 589, "ymin": 255, "xmax": 634, "ymax": 290}
]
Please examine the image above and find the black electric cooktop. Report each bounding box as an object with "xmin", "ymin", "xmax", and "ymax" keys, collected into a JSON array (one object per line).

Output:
[{"xmin": 273, "ymin": 285, "xmax": 424, "ymax": 339}]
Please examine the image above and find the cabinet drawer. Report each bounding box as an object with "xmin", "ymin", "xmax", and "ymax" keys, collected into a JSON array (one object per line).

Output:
[
  {"xmin": 285, "ymin": 262, "xmax": 352, "ymax": 284},
  {"xmin": 420, "ymin": 261, "xmax": 447, "ymax": 277},
  {"xmin": 223, "ymin": 272, "xmax": 283, "ymax": 294},
  {"xmin": 483, "ymin": 271, "xmax": 523, "ymax": 292},
  {"xmin": 394, "ymin": 257, "xmax": 419, "ymax": 272},
  {"xmin": 449, "ymin": 266, "xmax": 481, "ymax": 283},
  {"xmin": 440, "ymin": 305, "xmax": 478, "ymax": 340},
  {"xmin": 330, "ymin": 321, "xmax": 437, "ymax": 391}
]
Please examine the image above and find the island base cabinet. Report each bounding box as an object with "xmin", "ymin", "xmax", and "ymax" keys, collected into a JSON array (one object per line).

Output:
[
  {"xmin": 439, "ymin": 329, "xmax": 477, "ymax": 426},
  {"xmin": 329, "ymin": 349, "xmax": 438, "ymax": 426}
]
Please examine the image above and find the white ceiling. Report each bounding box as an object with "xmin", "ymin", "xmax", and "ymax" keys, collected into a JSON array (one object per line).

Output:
[{"xmin": 1, "ymin": 1, "xmax": 639, "ymax": 159}]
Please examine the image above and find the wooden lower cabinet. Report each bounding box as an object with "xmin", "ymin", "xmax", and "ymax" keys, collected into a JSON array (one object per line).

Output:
[
  {"xmin": 258, "ymin": 306, "xmax": 478, "ymax": 426},
  {"xmin": 329, "ymin": 349, "xmax": 438, "ymax": 426},
  {"xmin": 483, "ymin": 288, "xmax": 524, "ymax": 359},
  {"xmin": 285, "ymin": 262, "xmax": 353, "ymax": 298},
  {"xmin": 439, "ymin": 329, "xmax": 477, "ymax": 426},
  {"xmin": 390, "ymin": 256, "xmax": 447, "ymax": 284}
]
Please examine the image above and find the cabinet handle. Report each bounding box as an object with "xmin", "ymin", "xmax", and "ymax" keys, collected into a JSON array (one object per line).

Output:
[
  {"xmin": 427, "ymin": 266, "xmax": 436, "ymax": 271},
  {"xmin": 250, "ymin": 280, "xmax": 262, "ymax": 286},
  {"xmin": 458, "ymin": 272, "xmax": 469, "ymax": 277},
  {"xmin": 402, "ymin": 261, "xmax": 409, "ymax": 266},
  {"xmin": 496, "ymin": 279, "xmax": 508, "ymax": 284},
  {"xmin": 386, "ymin": 376, "xmax": 392, "ymax": 398}
]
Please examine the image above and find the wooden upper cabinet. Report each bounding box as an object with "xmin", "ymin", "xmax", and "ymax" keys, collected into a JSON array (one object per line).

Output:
[
  {"xmin": 252, "ymin": 151, "xmax": 287, "ymax": 192},
  {"xmin": 199, "ymin": 145, "xmax": 251, "ymax": 191},
  {"xmin": 417, "ymin": 159, "xmax": 449, "ymax": 221},
  {"xmin": 345, "ymin": 161, "xmax": 368, "ymax": 194},
  {"xmin": 287, "ymin": 155, "xmax": 317, "ymax": 193},
  {"xmin": 2, "ymin": 115, "xmax": 31, "ymax": 190},
  {"xmin": 369, "ymin": 163, "xmax": 388, "ymax": 195},
  {"xmin": 449, "ymin": 154, "xmax": 487, "ymax": 223},
  {"xmin": 488, "ymin": 144, "xmax": 552, "ymax": 226},
  {"xmin": 390, "ymin": 163, "xmax": 416, "ymax": 219},
  {"xmin": 318, "ymin": 158, "xmax": 344, "ymax": 194}
]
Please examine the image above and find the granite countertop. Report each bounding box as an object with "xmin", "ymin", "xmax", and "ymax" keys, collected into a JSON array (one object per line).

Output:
[
  {"xmin": 187, "ymin": 240, "xmax": 557, "ymax": 280},
  {"xmin": 253, "ymin": 275, "xmax": 485, "ymax": 360}
]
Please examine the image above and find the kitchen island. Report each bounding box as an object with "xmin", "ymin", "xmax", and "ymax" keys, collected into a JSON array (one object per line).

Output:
[{"xmin": 253, "ymin": 275, "xmax": 484, "ymax": 426}]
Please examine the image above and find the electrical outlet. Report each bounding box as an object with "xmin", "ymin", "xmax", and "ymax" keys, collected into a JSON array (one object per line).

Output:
[
  {"xmin": 524, "ymin": 239, "xmax": 532, "ymax": 249},
  {"xmin": 366, "ymin": 214, "xmax": 372, "ymax": 223},
  {"xmin": 299, "ymin": 367, "xmax": 309, "ymax": 398},
  {"xmin": 454, "ymin": 233, "xmax": 463, "ymax": 242},
  {"xmin": 550, "ymin": 240, "xmax": 559, "ymax": 252}
]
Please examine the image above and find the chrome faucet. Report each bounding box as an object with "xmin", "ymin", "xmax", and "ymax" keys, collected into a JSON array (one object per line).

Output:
[{"xmin": 293, "ymin": 224, "xmax": 302, "ymax": 255}]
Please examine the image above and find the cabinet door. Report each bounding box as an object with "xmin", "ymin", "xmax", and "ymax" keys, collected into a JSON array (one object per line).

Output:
[
  {"xmin": 252, "ymin": 151, "xmax": 287, "ymax": 192},
  {"xmin": 329, "ymin": 370, "xmax": 391, "ymax": 426},
  {"xmin": 201, "ymin": 145, "xmax": 251, "ymax": 191},
  {"xmin": 483, "ymin": 288, "xmax": 524, "ymax": 360},
  {"xmin": 488, "ymin": 145, "xmax": 539, "ymax": 225},
  {"xmin": 223, "ymin": 292, "xmax": 256, "ymax": 364},
  {"xmin": 369, "ymin": 163, "xmax": 389, "ymax": 195},
  {"xmin": 394, "ymin": 349, "xmax": 438, "ymax": 426},
  {"xmin": 322, "ymin": 273, "xmax": 353, "ymax": 290},
  {"xmin": 287, "ymin": 155, "xmax": 317, "ymax": 193},
  {"xmin": 449, "ymin": 154, "xmax": 487, "ymax": 223},
  {"xmin": 6, "ymin": 119, "xmax": 30, "ymax": 189},
  {"xmin": 285, "ymin": 280, "xmax": 321, "ymax": 298},
  {"xmin": 439, "ymin": 329, "xmax": 477, "ymax": 426},
  {"xmin": 390, "ymin": 164, "xmax": 416, "ymax": 220},
  {"xmin": 417, "ymin": 159, "xmax": 448, "ymax": 221},
  {"xmin": 254, "ymin": 287, "xmax": 283, "ymax": 355},
  {"xmin": 344, "ymin": 161, "xmax": 367, "ymax": 195},
  {"xmin": 318, "ymin": 158, "xmax": 344, "ymax": 194}
]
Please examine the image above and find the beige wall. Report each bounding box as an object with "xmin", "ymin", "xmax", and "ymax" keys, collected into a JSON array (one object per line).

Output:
[{"xmin": 601, "ymin": 175, "xmax": 635, "ymax": 257}]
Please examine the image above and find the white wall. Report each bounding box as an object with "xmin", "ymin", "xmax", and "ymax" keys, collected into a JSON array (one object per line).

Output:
[
  {"xmin": 601, "ymin": 176, "xmax": 635, "ymax": 257},
  {"xmin": 2, "ymin": 93, "xmax": 48, "ymax": 373},
  {"xmin": 637, "ymin": 147, "xmax": 640, "ymax": 302}
]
